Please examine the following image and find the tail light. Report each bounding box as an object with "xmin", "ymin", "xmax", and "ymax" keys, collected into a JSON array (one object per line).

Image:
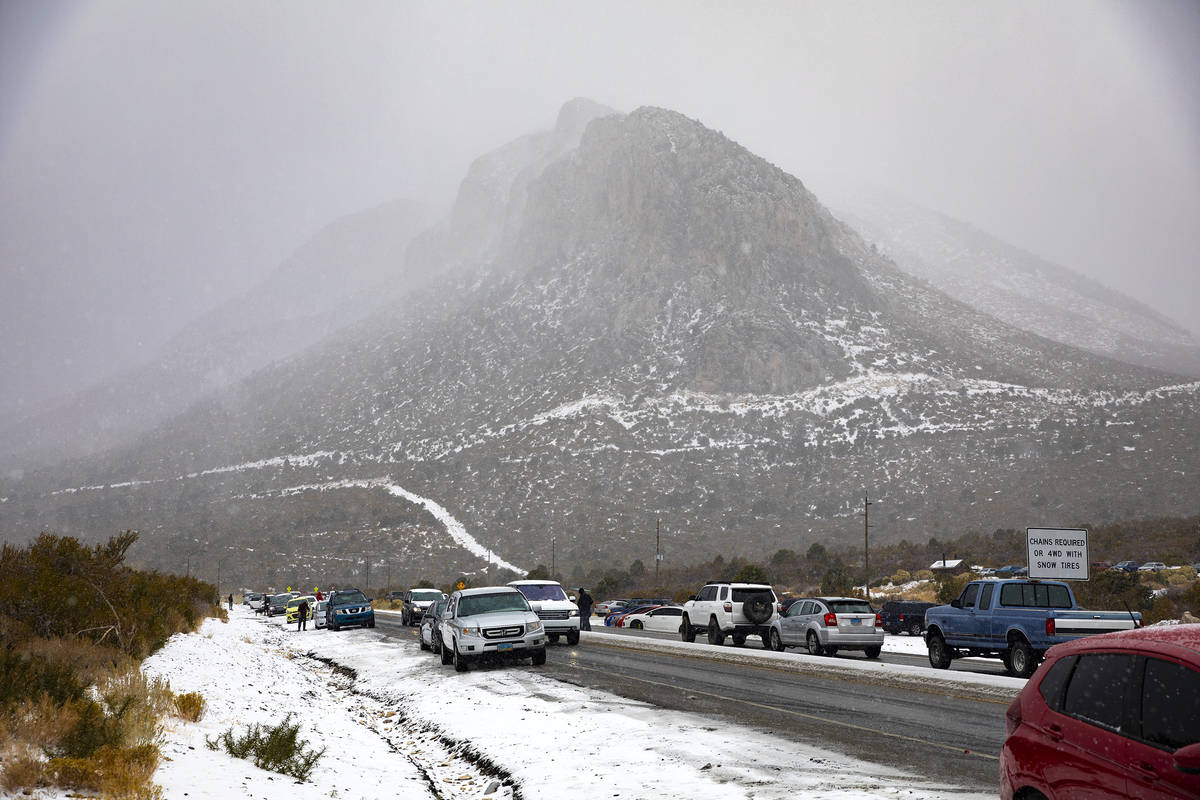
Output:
[
  {"xmin": 875, "ymin": 613, "xmax": 883, "ymax": 628},
  {"xmin": 777, "ymin": 603, "xmax": 783, "ymax": 613},
  {"xmin": 898, "ymin": 614, "xmax": 905, "ymax": 621},
  {"xmin": 1045, "ymin": 618, "xmax": 1056, "ymax": 636},
  {"xmin": 824, "ymin": 612, "xmax": 838, "ymax": 627},
  {"xmin": 723, "ymin": 602, "xmax": 732, "ymax": 613},
  {"xmin": 1005, "ymin": 696, "xmax": 1023, "ymax": 736}
]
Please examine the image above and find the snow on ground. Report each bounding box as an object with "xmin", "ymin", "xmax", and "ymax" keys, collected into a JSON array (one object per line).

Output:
[{"xmin": 68, "ymin": 607, "xmax": 1003, "ymax": 800}]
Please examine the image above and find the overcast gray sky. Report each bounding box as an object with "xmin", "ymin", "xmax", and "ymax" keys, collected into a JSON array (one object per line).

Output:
[{"xmin": 2, "ymin": 0, "xmax": 1198, "ymax": 418}]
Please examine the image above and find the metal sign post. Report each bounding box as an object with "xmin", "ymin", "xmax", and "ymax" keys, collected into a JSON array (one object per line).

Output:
[{"xmin": 1027, "ymin": 528, "xmax": 1090, "ymax": 581}]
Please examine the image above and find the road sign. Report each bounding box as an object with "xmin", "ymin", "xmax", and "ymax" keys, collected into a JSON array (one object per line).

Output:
[
  {"xmin": 1027, "ymin": 528, "xmax": 1089, "ymax": 581},
  {"xmin": 455, "ymin": 580, "xmax": 466, "ymax": 590}
]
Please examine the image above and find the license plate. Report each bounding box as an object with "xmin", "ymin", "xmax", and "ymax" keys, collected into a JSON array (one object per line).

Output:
[
  {"xmin": 496, "ymin": 642, "xmax": 513, "ymax": 651},
  {"xmin": 850, "ymin": 618, "xmax": 861, "ymax": 626}
]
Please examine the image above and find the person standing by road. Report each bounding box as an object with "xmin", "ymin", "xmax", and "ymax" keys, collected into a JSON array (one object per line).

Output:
[
  {"xmin": 227, "ymin": 593, "xmax": 233, "ymax": 610},
  {"xmin": 296, "ymin": 597, "xmax": 310, "ymax": 632},
  {"xmin": 577, "ymin": 587, "xmax": 593, "ymax": 631}
]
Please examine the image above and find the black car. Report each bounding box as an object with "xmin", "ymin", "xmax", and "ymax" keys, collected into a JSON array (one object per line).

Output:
[
  {"xmin": 401, "ymin": 588, "xmax": 446, "ymax": 626},
  {"xmin": 880, "ymin": 600, "xmax": 936, "ymax": 636}
]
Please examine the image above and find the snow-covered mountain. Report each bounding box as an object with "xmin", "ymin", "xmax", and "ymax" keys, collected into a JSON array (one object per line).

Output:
[
  {"xmin": 818, "ymin": 185, "xmax": 1200, "ymax": 378},
  {"xmin": 0, "ymin": 197, "xmax": 433, "ymax": 472},
  {"xmin": 3, "ymin": 103, "xmax": 1197, "ymax": 587}
]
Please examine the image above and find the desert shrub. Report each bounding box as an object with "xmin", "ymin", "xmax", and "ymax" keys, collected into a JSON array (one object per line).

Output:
[
  {"xmin": 0, "ymin": 532, "xmax": 219, "ymax": 658},
  {"xmin": 1143, "ymin": 594, "xmax": 1179, "ymax": 625},
  {"xmin": 914, "ymin": 570, "xmax": 934, "ymax": 581},
  {"xmin": 206, "ymin": 713, "xmax": 324, "ymax": 781},
  {"xmin": 1168, "ymin": 571, "xmax": 1193, "ymax": 586},
  {"xmin": 936, "ymin": 573, "xmax": 974, "ymax": 604},
  {"xmin": 46, "ymin": 743, "xmax": 161, "ymax": 799},
  {"xmin": 890, "ymin": 569, "xmax": 911, "ymax": 585},
  {"xmin": 0, "ymin": 531, "xmax": 216, "ymax": 800},
  {"xmin": 0, "ymin": 750, "xmax": 43, "ymax": 794},
  {"xmin": 1074, "ymin": 569, "xmax": 1152, "ymax": 612},
  {"xmin": 174, "ymin": 691, "xmax": 206, "ymax": 722}
]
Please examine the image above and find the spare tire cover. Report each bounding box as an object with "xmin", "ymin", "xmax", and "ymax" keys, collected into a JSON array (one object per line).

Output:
[{"xmin": 742, "ymin": 592, "xmax": 774, "ymax": 624}]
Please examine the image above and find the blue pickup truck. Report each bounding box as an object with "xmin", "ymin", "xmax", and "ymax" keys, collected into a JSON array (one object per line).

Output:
[{"xmin": 924, "ymin": 579, "xmax": 1141, "ymax": 678}]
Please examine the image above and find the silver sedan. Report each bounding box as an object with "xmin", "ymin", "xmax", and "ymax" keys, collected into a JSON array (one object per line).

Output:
[{"xmin": 768, "ymin": 596, "xmax": 883, "ymax": 658}]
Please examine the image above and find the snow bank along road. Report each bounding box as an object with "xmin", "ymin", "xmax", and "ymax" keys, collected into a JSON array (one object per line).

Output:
[
  {"xmin": 126, "ymin": 608, "xmax": 998, "ymax": 800},
  {"xmin": 374, "ymin": 611, "xmax": 1015, "ymax": 794}
]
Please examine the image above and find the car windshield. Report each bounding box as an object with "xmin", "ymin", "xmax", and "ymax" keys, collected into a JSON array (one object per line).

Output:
[
  {"xmin": 410, "ymin": 590, "xmax": 442, "ymax": 601},
  {"xmin": 514, "ymin": 584, "xmax": 567, "ymax": 601},
  {"xmin": 458, "ymin": 592, "xmax": 529, "ymax": 617},
  {"xmin": 334, "ymin": 591, "xmax": 367, "ymax": 605},
  {"xmin": 828, "ymin": 601, "xmax": 873, "ymax": 614}
]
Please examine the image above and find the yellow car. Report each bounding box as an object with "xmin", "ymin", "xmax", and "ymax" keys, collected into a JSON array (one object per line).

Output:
[{"xmin": 285, "ymin": 595, "xmax": 316, "ymax": 624}]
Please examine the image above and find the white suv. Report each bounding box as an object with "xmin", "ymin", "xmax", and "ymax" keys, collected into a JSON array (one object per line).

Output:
[
  {"xmin": 507, "ymin": 580, "xmax": 581, "ymax": 645},
  {"xmin": 681, "ymin": 582, "xmax": 780, "ymax": 647},
  {"xmin": 439, "ymin": 587, "xmax": 547, "ymax": 672}
]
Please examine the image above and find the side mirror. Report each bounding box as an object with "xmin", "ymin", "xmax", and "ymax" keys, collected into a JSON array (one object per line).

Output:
[
  {"xmin": 1174, "ymin": 742, "xmax": 1200, "ymax": 775},
  {"xmin": 367, "ymin": 598, "xmax": 374, "ymax": 603},
  {"xmin": 569, "ymin": 595, "xmax": 577, "ymax": 602},
  {"xmin": 690, "ymin": 595, "xmax": 699, "ymax": 602},
  {"xmin": 950, "ymin": 599, "xmax": 962, "ymax": 609}
]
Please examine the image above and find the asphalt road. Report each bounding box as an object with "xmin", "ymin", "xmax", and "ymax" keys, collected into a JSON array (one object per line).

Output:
[
  {"xmin": 376, "ymin": 613, "xmax": 1006, "ymax": 791},
  {"xmin": 590, "ymin": 623, "xmax": 1011, "ymax": 676}
]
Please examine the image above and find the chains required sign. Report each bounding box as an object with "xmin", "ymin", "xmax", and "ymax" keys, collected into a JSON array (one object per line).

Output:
[{"xmin": 1027, "ymin": 527, "xmax": 1090, "ymax": 581}]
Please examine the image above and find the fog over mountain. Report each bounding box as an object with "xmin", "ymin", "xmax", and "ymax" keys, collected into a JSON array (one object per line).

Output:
[
  {"xmin": 3, "ymin": 103, "xmax": 1195, "ymax": 587},
  {"xmin": 2, "ymin": 2, "xmax": 1198, "ymax": 424}
]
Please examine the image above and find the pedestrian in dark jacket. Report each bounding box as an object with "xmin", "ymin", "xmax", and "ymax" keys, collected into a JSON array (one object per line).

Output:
[
  {"xmin": 228, "ymin": 593, "xmax": 233, "ymax": 610},
  {"xmin": 577, "ymin": 588, "xmax": 593, "ymax": 631},
  {"xmin": 296, "ymin": 598, "xmax": 309, "ymax": 631}
]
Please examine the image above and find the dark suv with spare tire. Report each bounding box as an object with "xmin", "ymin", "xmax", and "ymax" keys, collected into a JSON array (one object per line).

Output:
[{"xmin": 680, "ymin": 581, "xmax": 780, "ymax": 648}]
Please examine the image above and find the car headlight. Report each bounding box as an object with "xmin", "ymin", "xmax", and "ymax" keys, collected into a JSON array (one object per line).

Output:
[
  {"xmin": 569, "ymin": 609, "xmax": 579, "ymax": 618},
  {"xmin": 460, "ymin": 626, "xmax": 480, "ymax": 637},
  {"xmin": 529, "ymin": 620, "xmax": 543, "ymax": 632}
]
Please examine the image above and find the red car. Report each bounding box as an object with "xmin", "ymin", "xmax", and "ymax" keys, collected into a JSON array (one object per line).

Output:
[{"xmin": 1001, "ymin": 624, "xmax": 1200, "ymax": 799}]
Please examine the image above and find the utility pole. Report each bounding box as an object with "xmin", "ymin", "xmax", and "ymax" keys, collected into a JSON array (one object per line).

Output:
[
  {"xmin": 363, "ymin": 557, "xmax": 370, "ymax": 595},
  {"xmin": 655, "ymin": 518, "xmax": 661, "ymax": 586},
  {"xmin": 862, "ymin": 492, "xmax": 873, "ymax": 599},
  {"xmin": 385, "ymin": 562, "xmax": 391, "ymax": 594},
  {"xmin": 551, "ymin": 537, "xmax": 557, "ymax": 580}
]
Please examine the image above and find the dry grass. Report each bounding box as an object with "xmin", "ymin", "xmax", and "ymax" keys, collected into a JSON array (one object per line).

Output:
[
  {"xmin": 46, "ymin": 743, "xmax": 162, "ymax": 799},
  {"xmin": 174, "ymin": 691, "xmax": 206, "ymax": 722},
  {"xmin": 0, "ymin": 748, "xmax": 44, "ymax": 794},
  {"xmin": 97, "ymin": 670, "xmax": 174, "ymax": 748}
]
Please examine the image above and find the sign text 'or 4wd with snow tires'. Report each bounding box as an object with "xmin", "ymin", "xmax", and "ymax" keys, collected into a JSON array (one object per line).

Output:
[{"xmin": 1026, "ymin": 527, "xmax": 1089, "ymax": 581}]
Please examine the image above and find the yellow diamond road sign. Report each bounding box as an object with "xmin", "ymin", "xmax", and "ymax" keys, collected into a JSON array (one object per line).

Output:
[{"xmin": 456, "ymin": 580, "xmax": 466, "ymax": 590}]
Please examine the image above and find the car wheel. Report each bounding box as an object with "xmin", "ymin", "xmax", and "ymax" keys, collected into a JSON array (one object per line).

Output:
[
  {"xmin": 864, "ymin": 645, "xmax": 881, "ymax": 659},
  {"xmin": 908, "ymin": 621, "xmax": 923, "ymax": 637},
  {"xmin": 531, "ymin": 647, "xmax": 547, "ymax": 666},
  {"xmin": 548, "ymin": 633, "xmax": 560, "ymax": 643},
  {"xmin": 432, "ymin": 635, "xmax": 441, "ymax": 655},
  {"xmin": 806, "ymin": 631, "xmax": 824, "ymax": 657},
  {"xmin": 419, "ymin": 637, "xmax": 430, "ymax": 651},
  {"xmin": 769, "ymin": 628, "xmax": 785, "ymax": 652},
  {"xmin": 330, "ymin": 620, "xmax": 340, "ymax": 632},
  {"xmin": 368, "ymin": 617, "xmax": 375, "ymax": 629},
  {"xmin": 401, "ymin": 610, "xmax": 409, "ymax": 626},
  {"xmin": 566, "ymin": 629, "xmax": 579, "ymax": 645},
  {"xmin": 1008, "ymin": 639, "xmax": 1036, "ymax": 679},
  {"xmin": 680, "ymin": 616, "xmax": 696, "ymax": 643},
  {"xmin": 440, "ymin": 638, "xmax": 453, "ymax": 665},
  {"xmin": 707, "ymin": 618, "xmax": 725, "ymax": 646},
  {"xmin": 453, "ymin": 640, "xmax": 468, "ymax": 672},
  {"xmin": 630, "ymin": 620, "xmax": 643, "ymax": 630},
  {"xmin": 928, "ymin": 633, "xmax": 952, "ymax": 669}
]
